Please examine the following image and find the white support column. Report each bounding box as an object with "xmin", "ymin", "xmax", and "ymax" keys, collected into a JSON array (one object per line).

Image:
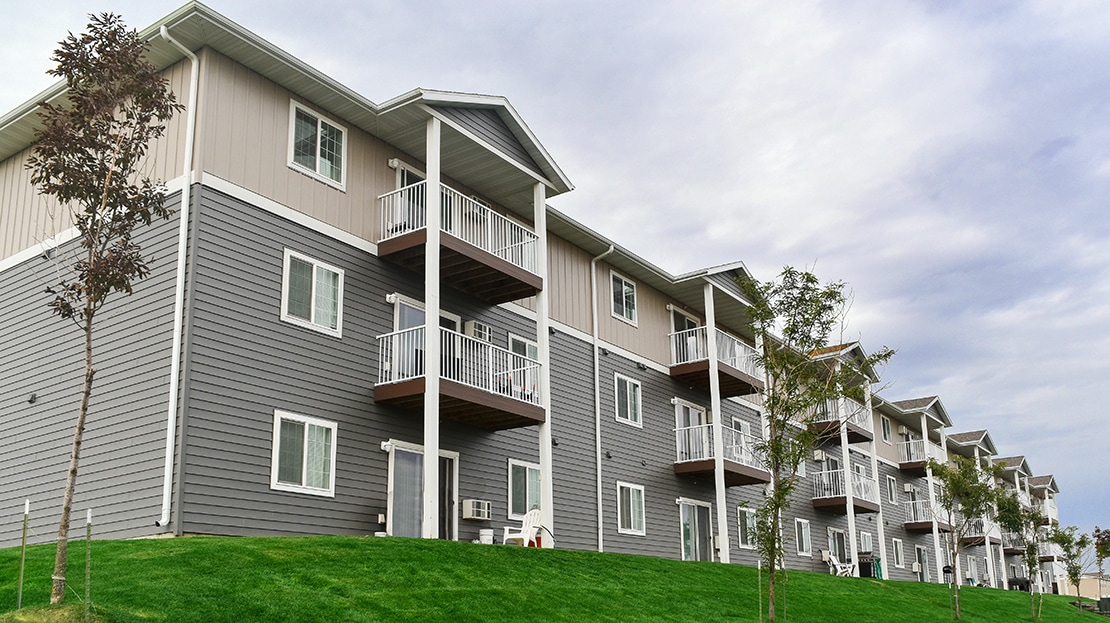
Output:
[
  {"xmin": 997, "ymin": 541, "xmax": 1007, "ymax": 589},
  {"xmin": 704, "ymin": 283, "xmax": 730, "ymax": 564},
  {"xmin": 840, "ymin": 403, "xmax": 859, "ymax": 576},
  {"xmin": 865, "ymin": 385, "xmax": 887, "ymax": 578},
  {"xmin": 421, "ymin": 117, "xmax": 442, "ymax": 539},
  {"xmin": 535, "ymin": 182, "xmax": 555, "ymax": 548},
  {"xmin": 929, "ymin": 417, "xmax": 944, "ymax": 583},
  {"xmin": 985, "ymin": 534, "xmax": 997, "ymax": 588}
]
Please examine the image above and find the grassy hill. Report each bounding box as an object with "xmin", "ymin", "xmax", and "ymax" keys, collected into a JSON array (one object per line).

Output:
[{"xmin": 0, "ymin": 536, "xmax": 1100, "ymax": 622}]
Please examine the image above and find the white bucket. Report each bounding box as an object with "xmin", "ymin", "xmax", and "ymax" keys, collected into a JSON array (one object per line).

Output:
[{"xmin": 479, "ymin": 528, "xmax": 494, "ymax": 544}]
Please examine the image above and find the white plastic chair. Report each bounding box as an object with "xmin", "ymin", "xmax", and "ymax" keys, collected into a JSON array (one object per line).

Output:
[
  {"xmin": 827, "ymin": 553, "xmax": 855, "ymax": 577},
  {"xmin": 503, "ymin": 508, "xmax": 542, "ymax": 546}
]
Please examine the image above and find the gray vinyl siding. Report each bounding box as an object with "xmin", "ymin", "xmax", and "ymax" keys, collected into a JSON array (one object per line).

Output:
[
  {"xmin": 0, "ymin": 203, "xmax": 180, "ymax": 547},
  {"xmin": 432, "ymin": 106, "xmax": 543, "ymax": 176},
  {"xmin": 178, "ymin": 185, "xmax": 545, "ymax": 540}
]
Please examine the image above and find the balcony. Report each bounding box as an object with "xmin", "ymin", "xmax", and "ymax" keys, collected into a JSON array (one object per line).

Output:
[
  {"xmin": 809, "ymin": 398, "xmax": 874, "ymax": 443},
  {"xmin": 1039, "ymin": 498, "xmax": 1059, "ymax": 525},
  {"xmin": 897, "ymin": 439, "xmax": 947, "ymax": 474},
  {"xmin": 374, "ymin": 326, "xmax": 544, "ymax": 430},
  {"xmin": 673, "ymin": 424, "xmax": 771, "ymax": 486},
  {"xmin": 1001, "ymin": 532, "xmax": 1027, "ymax": 555},
  {"xmin": 668, "ymin": 328, "xmax": 764, "ymax": 397},
  {"xmin": 961, "ymin": 517, "xmax": 991, "ymax": 545},
  {"xmin": 378, "ymin": 182, "xmax": 542, "ymax": 304},
  {"xmin": 1037, "ymin": 541, "xmax": 1060, "ymax": 562},
  {"xmin": 904, "ymin": 499, "xmax": 952, "ymax": 532},
  {"xmin": 811, "ymin": 469, "xmax": 880, "ymax": 514}
]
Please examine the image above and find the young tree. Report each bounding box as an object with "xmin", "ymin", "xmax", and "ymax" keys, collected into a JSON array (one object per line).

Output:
[
  {"xmin": 26, "ymin": 13, "xmax": 182, "ymax": 604},
  {"xmin": 739, "ymin": 267, "xmax": 893, "ymax": 622},
  {"xmin": 927, "ymin": 455, "xmax": 1007, "ymax": 620},
  {"xmin": 1094, "ymin": 526, "xmax": 1109, "ymax": 605},
  {"xmin": 1048, "ymin": 526, "xmax": 1092, "ymax": 609},
  {"xmin": 997, "ymin": 493, "xmax": 1046, "ymax": 620}
]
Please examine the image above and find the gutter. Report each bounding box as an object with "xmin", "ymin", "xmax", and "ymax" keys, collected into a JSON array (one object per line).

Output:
[
  {"xmin": 590, "ymin": 244, "xmax": 615, "ymax": 552},
  {"xmin": 154, "ymin": 25, "xmax": 199, "ymax": 529}
]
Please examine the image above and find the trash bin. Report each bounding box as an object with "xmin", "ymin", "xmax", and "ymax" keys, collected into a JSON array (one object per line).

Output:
[
  {"xmin": 478, "ymin": 528, "xmax": 494, "ymax": 544},
  {"xmin": 1098, "ymin": 597, "xmax": 1110, "ymax": 613}
]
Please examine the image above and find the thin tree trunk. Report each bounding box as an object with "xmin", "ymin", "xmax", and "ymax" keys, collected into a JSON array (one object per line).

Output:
[{"xmin": 50, "ymin": 313, "xmax": 95, "ymax": 605}]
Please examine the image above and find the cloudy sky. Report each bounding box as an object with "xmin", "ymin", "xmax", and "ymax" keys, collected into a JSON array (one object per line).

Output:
[{"xmin": 3, "ymin": 1, "xmax": 1107, "ymax": 535}]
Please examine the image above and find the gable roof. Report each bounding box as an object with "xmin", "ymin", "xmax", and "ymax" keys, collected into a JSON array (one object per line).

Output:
[
  {"xmin": 1027, "ymin": 475, "xmax": 1059, "ymax": 493},
  {"xmin": 995, "ymin": 456, "xmax": 1031, "ymax": 476},
  {"xmin": 891, "ymin": 395, "xmax": 953, "ymax": 428},
  {"xmin": 946, "ymin": 429, "xmax": 998, "ymax": 457}
]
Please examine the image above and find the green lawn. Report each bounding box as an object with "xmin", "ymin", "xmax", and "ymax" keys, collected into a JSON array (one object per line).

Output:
[{"xmin": 0, "ymin": 536, "xmax": 1099, "ymax": 622}]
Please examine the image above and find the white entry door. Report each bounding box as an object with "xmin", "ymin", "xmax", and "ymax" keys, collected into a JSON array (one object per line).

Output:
[
  {"xmin": 679, "ymin": 501, "xmax": 713, "ymax": 562},
  {"xmin": 386, "ymin": 441, "xmax": 458, "ymax": 540}
]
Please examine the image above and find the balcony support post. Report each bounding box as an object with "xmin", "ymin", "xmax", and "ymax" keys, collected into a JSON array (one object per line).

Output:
[
  {"xmin": 839, "ymin": 396, "xmax": 859, "ymax": 577},
  {"xmin": 421, "ymin": 117, "xmax": 442, "ymax": 540},
  {"xmin": 534, "ymin": 182, "xmax": 554, "ymax": 548},
  {"xmin": 926, "ymin": 412, "xmax": 944, "ymax": 582},
  {"xmin": 865, "ymin": 384, "xmax": 887, "ymax": 576},
  {"xmin": 703, "ymin": 283, "xmax": 730, "ymax": 564}
]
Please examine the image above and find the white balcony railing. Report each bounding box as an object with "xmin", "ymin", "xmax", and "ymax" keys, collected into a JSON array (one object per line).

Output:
[
  {"xmin": 897, "ymin": 439, "xmax": 947, "ymax": 464},
  {"xmin": 1042, "ymin": 498, "xmax": 1059, "ymax": 523},
  {"xmin": 1037, "ymin": 542, "xmax": 1059, "ymax": 559},
  {"xmin": 377, "ymin": 326, "xmax": 541, "ymax": 406},
  {"xmin": 1001, "ymin": 532, "xmax": 1027, "ymax": 550},
  {"xmin": 814, "ymin": 398, "xmax": 874, "ymax": 434},
  {"xmin": 905, "ymin": 499, "xmax": 944, "ymax": 524},
  {"xmin": 967, "ymin": 517, "xmax": 987, "ymax": 538},
  {"xmin": 669, "ymin": 327, "xmax": 763, "ymax": 379},
  {"xmin": 673, "ymin": 423, "xmax": 768, "ymax": 472},
  {"xmin": 378, "ymin": 181, "xmax": 539, "ymax": 275},
  {"xmin": 812, "ymin": 469, "xmax": 880, "ymax": 505}
]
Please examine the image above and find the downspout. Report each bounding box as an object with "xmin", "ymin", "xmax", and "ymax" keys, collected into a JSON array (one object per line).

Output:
[
  {"xmin": 155, "ymin": 25, "xmax": 198, "ymax": 528},
  {"xmin": 591, "ymin": 245, "xmax": 615, "ymax": 552}
]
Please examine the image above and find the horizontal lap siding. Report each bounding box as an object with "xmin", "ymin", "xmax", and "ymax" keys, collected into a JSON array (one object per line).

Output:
[
  {"xmin": 0, "ymin": 204, "xmax": 180, "ymax": 547},
  {"xmin": 179, "ymin": 186, "xmax": 547, "ymax": 541},
  {"xmin": 548, "ymin": 332, "xmax": 598, "ymax": 551}
]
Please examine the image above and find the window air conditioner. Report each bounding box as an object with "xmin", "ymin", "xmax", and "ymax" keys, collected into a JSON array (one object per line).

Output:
[
  {"xmin": 464, "ymin": 320, "xmax": 493, "ymax": 342},
  {"xmin": 904, "ymin": 483, "xmax": 915, "ymax": 493},
  {"xmin": 912, "ymin": 562, "xmax": 922, "ymax": 573},
  {"xmin": 462, "ymin": 499, "xmax": 491, "ymax": 521},
  {"xmin": 898, "ymin": 425, "xmax": 910, "ymax": 436},
  {"xmin": 813, "ymin": 449, "xmax": 827, "ymax": 462}
]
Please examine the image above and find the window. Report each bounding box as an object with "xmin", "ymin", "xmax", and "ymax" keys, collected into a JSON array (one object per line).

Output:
[
  {"xmin": 795, "ymin": 519, "xmax": 811, "ymax": 556},
  {"xmin": 860, "ymin": 531, "xmax": 873, "ymax": 554},
  {"xmin": 508, "ymin": 460, "xmax": 541, "ymax": 520},
  {"xmin": 281, "ymin": 249, "xmax": 344, "ymax": 337},
  {"xmin": 797, "ymin": 456, "xmax": 807, "ymax": 478},
  {"xmin": 614, "ymin": 374, "xmax": 642, "ymax": 426},
  {"xmin": 892, "ymin": 538, "xmax": 905, "ymax": 567},
  {"xmin": 270, "ymin": 410, "xmax": 337, "ymax": 497},
  {"xmin": 289, "ymin": 101, "xmax": 346, "ymax": 188},
  {"xmin": 738, "ymin": 507, "xmax": 757, "ymax": 549},
  {"xmin": 617, "ymin": 482, "xmax": 645, "ymax": 535},
  {"xmin": 967, "ymin": 556, "xmax": 979, "ymax": 584},
  {"xmin": 610, "ymin": 270, "xmax": 637, "ymax": 325},
  {"xmin": 887, "ymin": 476, "xmax": 898, "ymax": 504},
  {"xmin": 880, "ymin": 416, "xmax": 892, "ymax": 444}
]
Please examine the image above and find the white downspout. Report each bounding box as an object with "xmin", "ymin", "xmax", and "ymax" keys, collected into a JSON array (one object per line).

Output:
[
  {"xmin": 591, "ymin": 245, "xmax": 615, "ymax": 552},
  {"xmin": 155, "ymin": 25, "xmax": 198, "ymax": 528}
]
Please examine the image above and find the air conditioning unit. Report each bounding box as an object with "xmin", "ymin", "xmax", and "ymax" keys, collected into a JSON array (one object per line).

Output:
[
  {"xmin": 820, "ymin": 550, "xmax": 831, "ymax": 562},
  {"xmin": 912, "ymin": 562, "xmax": 922, "ymax": 573},
  {"xmin": 464, "ymin": 320, "xmax": 493, "ymax": 342},
  {"xmin": 462, "ymin": 499, "xmax": 491, "ymax": 520},
  {"xmin": 898, "ymin": 425, "xmax": 910, "ymax": 436},
  {"xmin": 813, "ymin": 449, "xmax": 827, "ymax": 462},
  {"xmin": 904, "ymin": 483, "xmax": 915, "ymax": 493}
]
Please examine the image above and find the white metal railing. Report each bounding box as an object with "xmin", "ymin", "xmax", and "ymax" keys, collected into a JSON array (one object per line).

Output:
[
  {"xmin": 905, "ymin": 499, "xmax": 941, "ymax": 523},
  {"xmin": 376, "ymin": 326, "xmax": 541, "ymax": 406},
  {"xmin": 669, "ymin": 327, "xmax": 763, "ymax": 379},
  {"xmin": 814, "ymin": 398, "xmax": 874, "ymax": 434},
  {"xmin": 1042, "ymin": 497, "xmax": 1059, "ymax": 523},
  {"xmin": 897, "ymin": 439, "xmax": 947, "ymax": 464},
  {"xmin": 673, "ymin": 423, "xmax": 768, "ymax": 472},
  {"xmin": 965, "ymin": 517, "xmax": 992, "ymax": 538},
  {"xmin": 378, "ymin": 182, "xmax": 539, "ymax": 275},
  {"xmin": 812, "ymin": 469, "xmax": 880, "ymax": 505},
  {"xmin": 1001, "ymin": 532, "xmax": 1026, "ymax": 550},
  {"xmin": 1037, "ymin": 542, "xmax": 1059, "ymax": 559}
]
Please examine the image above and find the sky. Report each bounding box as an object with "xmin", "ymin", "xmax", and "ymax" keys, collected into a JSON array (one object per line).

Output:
[{"xmin": 2, "ymin": 1, "xmax": 1107, "ymax": 536}]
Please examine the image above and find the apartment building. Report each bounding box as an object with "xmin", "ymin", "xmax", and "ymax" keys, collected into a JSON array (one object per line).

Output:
[{"xmin": 0, "ymin": 1, "xmax": 1068, "ymax": 592}]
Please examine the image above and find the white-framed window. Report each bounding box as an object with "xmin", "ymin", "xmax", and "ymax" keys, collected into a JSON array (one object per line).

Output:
[
  {"xmin": 795, "ymin": 518, "xmax": 811, "ymax": 556},
  {"xmin": 860, "ymin": 531, "xmax": 873, "ymax": 554},
  {"xmin": 610, "ymin": 270, "xmax": 637, "ymax": 325},
  {"xmin": 880, "ymin": 415, "xmax": 892, "ymax": 444},
  {"xmin": 887, "ymin": 475, "xmax": 898, "ymax": 504},
  {"xmin": 270, "ymin": 410, "xmax": 337, "ymax": 497},
  {"xmin": 508, "ymin": 459, "xmax": 541, "ymax": 520},
  {"xmin": 797, "ymin": 455, "xmax": 807, "ymax": 478},
  {"xmin": 289, "ymin": 101, "xmax": 346, "ymax": 189},
  {"xmin": 892, "ymin": 538, "xmax": 905, "ymax": 568},
  {"xmin": 281, "ymin": 249, "xmax": 344, "ymax": 337},
  {"xmin": 737, "ymin": 507, "xmax": 757, "ymax": 549},
  {"xmin": 614, "ymin": 374, "xmax": 642, "ymax": 427},
  {"xmin": 617, "ymin": 482, "xmax": 645, "ymax": 535}
]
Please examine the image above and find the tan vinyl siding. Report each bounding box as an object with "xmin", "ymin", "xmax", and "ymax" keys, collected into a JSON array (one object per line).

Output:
[
  {"xmin": 595, "ymin": 261, "xmax": 672, "ymax": 364},
  {"xmin": 198, "ymin": 50, "xmax": 400, "ymax": 243},
  {"xmin": 0, "ymin": 58, "xmax": 193, "ymax": 263},
  {"xmin": 873, "ymin": 411, "xmax": 901, "ymax": 463}
]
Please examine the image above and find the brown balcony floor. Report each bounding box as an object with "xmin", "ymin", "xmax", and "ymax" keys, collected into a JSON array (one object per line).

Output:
[
  {"xmin": 898, "ymin": 460, "xmax": 928, "ymax": 475},
  {"xmin": 374, "ymin": 377, "xmax": 544, "ymax": 430},
  {"xmin": 669, "ymin": 360, "xmax": 764, "ymax": 398},
  {"xmin": 812, "ymin": 496, "xmax": 880, "ymax": 515},
  {"xmin": 674, "ymin": 459, "xmax": 772, "ymax": 487},
  {"xmin": 808, "ymin": 419, "xmax": 874, "ymax": 444},
  {"xmin": 379, "ymin": 229, "xmax": 542, "ymax": 304},
  {"xmin": 905, "ymin": 519, "xmax": 952, "ymax": 533}
]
